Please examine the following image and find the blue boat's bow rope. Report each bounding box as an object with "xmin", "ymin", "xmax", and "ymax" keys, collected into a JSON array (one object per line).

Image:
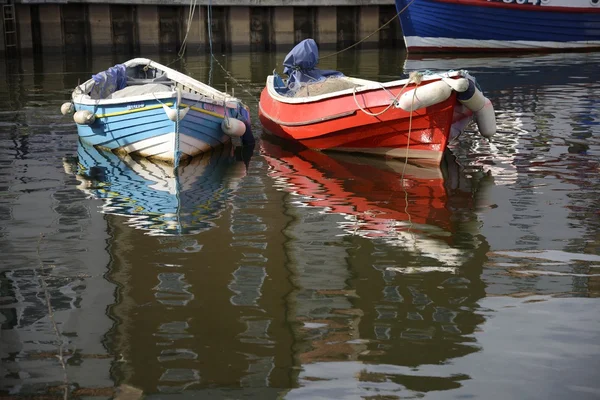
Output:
[
  {"xmin": 175, "ymin": 87, "xmax": 181, "ymax": 169},
  {"xmin": 164, "ymin": 0, "xmax": 198, "ymax": 68},
  {"xmin": 151, "ymin": 89, "xmax": 188, "ymax": 168},
  {"xmin": 205, "ymin": 0, "xmax": 259, "ymax": 103}
]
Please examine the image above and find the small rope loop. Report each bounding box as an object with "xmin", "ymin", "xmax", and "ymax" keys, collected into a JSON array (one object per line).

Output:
[
  {"xmin": 408, "ymin": 71, "xmax": 423, "ymax": 85},
  {"xmin": 352, "ymin": 72, "xmax": 421, "ymax": 117}
]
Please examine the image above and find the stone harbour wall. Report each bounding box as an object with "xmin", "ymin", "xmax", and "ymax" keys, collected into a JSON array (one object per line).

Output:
[{"xmin": 1, "ymin": 2, "xmax": 404, "ymax": 55}]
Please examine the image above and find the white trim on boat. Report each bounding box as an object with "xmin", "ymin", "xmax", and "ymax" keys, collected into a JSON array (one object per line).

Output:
[
  {"xmin": 404, "ymin": 36, "xmax": 600, "ymax": 50},
  {"xmin": 118, "ymin": 132, "xmax": 222, "ymax": 161},
  {"xmin": 265, "ymin": 71, "xmax": 464, "ymax": 105},
  {"xmin": 332, "ymin": 146, "xmax": 444, "ymax": 165},
  {"xmin": 73, "ymin": 57, "xmax": 242, "ymax": 108},
  {"xmin": 74, "ymin": 90, "xmax": 176, "ymax": 106}
]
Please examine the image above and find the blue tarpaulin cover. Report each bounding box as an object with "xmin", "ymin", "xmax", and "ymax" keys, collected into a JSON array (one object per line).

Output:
[
  {"xmin": 89, "ymin": 64, "xmax": 128, "ymax": 99},
  {"xmin": 283, "ymin": 39, "xmax": 344, "ymax": 88}
]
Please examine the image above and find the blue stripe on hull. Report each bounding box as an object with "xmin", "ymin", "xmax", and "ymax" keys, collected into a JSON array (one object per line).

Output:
[
  {"xmin": 74, "ymin": 98, "xmax": 231, "ymax": 154},
  {"xmin": 75, "ymin": 99, "xmax": 176, "ymax": 150},
  {"xmin": 396, "ymin": 0, "xmax": 600, "ymax": 44},
  {"xmin": 180, "ymin": 110, "xmax": 227, "ymax": 148}
]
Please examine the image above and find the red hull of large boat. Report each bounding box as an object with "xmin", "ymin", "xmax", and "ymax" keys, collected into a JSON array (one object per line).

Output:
[{"xmin": 259, "ymin": 81, "xmax": 458, "ymax": 165}]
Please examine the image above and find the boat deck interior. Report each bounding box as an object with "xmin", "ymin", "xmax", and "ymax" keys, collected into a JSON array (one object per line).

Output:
[
  {"xmin": 281, "ymin": 77, "xmax": 361, "ymax": 98},
  {"xmin": 86, "ymin": 64, "xmax": 215, "ymax": 102}
]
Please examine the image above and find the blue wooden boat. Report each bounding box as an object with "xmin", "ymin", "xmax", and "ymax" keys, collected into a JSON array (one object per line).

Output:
[
  {"xmin": 395, "ymin": 0, "xmax": 600, "ymax": 53},
  {"xmin": 63, "ymin": 58, "xmax": 252, "ymax": 164},
  {"xmin": 63, "ymin": 139, "xmax": 252, "ymax": 236}
]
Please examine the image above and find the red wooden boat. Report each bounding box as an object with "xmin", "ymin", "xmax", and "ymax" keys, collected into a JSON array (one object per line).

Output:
[{"xmin": 259, "ymin": 39, "xmax": 496, "ymax": 166}]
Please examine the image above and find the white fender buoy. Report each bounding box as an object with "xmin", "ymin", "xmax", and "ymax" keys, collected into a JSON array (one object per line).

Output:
[
  {"xmin": 73, "ymin": 110, "xmax": 96, "ymax": 125},
  {"xmin": 221, "ymin": 117, "xmax": 246, "ymax": 138},
  {"xmin": 457, "ymin": 79, "xmax": 486, "ymax": 112},
  {"xmin": 398, "ymin": 80, "xmax": 453, "ymax": 112},
  {"xmin": 61, "ymin": 102, "xmax": 74, "ymax": 115},
  {"xmin": 450, "ymin": 103, "xmax": 474, "ymax": 141},
  {"xmin": 475, "ymin": 98, "xmax": 496, "ymax": 139},
  {"xmin": 162, "ymin": 103, "xmax": 190, "ymax": 122},
  {"xmin": 178, "ymin": 106, "xmax": 190, "ymax": 121},
  {"xmin": 442, "ymin": 77, "xmax": 469, "ymax": 93}
]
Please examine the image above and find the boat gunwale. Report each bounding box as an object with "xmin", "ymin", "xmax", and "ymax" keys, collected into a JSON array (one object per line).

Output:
[
  {"xmin": 264, "ymin": 70, "xmax": 464, "ymax": 105},
  {"xmin": 72, "ymin": 58, "xmax": 243, "ymax": 108}
]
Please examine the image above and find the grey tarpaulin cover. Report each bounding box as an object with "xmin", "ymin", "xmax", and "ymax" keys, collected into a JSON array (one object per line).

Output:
[{"xmin": 283, "ymin": 39, "xmax": 344, "ymax": 89}]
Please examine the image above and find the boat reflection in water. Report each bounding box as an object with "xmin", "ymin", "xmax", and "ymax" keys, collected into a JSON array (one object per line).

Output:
[
  {"xmin": 64, "ymin": 139, "xmax": 253, "ymax": 236},
  {"xmin": 261, "ymin": 139, "xmax": 495, "ymax": 396},
  {"xmin": 263, "ymin": 138, "xmax": 494, "ymax": 267},
  {"xmin": 403, "ymin": 51, "xmax": 600, "ymax": 185}
]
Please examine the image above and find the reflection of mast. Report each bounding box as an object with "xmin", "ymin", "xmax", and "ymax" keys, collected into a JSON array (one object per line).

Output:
[{"xmin": 263, "ymin": 139, "xmax": 492, "ymax": 396}]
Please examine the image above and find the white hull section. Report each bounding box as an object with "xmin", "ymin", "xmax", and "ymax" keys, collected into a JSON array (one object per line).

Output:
[
  {"xmin": 118, "ymin": 132, "xmax": 227, "ymax": 162},
  {"xmin": 333, "ymin": 147, "xmax": 443, "ymax": 166},
  {"xmin": 405, "ymin": 36, "xmax": 600, "ymax": 51}
]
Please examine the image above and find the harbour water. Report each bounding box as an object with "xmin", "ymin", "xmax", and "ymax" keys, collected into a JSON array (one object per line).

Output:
[{"xmin": 1, "ymin": 48, "xmax": 599, "ymax": 399}]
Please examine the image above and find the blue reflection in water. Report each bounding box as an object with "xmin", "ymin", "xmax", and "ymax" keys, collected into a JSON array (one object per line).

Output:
[{"xmin": 63, "ymin": 140, "xmax": 254, "ymax": 236}]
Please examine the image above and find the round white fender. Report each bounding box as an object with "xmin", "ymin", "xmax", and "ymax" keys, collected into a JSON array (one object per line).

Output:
[
  {"xmin": 475, "ymin": 98, "xmax": 496, "ymax": 139},
  {"xmin": 61, "ymin": 102, "xmax": 74, "ymax": 115},
  {"xmin": 162, "ymin": 103, "xmax": 190, "ymax": 122},
  {"xmin": 442, "ymin": 77, "xmax": 469, "ymax": 93},
  {"xmin": 398, "ymin": 80, "xmax": 453, "ymax": 112},
  {"xmin": 221, "ymin": 117, "xmax": 246, "ymax": 138},
  {"xmin": 73, "ymin": 110, "xmax": 96, "ymax": 125}
]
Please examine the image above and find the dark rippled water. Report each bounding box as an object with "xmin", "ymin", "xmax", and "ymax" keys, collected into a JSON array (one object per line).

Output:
[{"xmin": 1, "ymin": 49, "xmax": 599, "ymax": 399}]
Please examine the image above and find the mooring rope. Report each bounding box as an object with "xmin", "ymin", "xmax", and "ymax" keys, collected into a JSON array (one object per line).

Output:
[
  {"xmin": 175, "ymin": 89, "xmax": 181, "ymax": 169},
  {"xmin": 398, "ymin": 71, "xmax": 425, "ymax": 235},
  {"xmin": 211, "ymin": 56, "xmax": 260, "ymax": 103},
  {"xmin": 204, "ymin": 0, "xmax": 259, "ymax": 103},
  {"xmin": 320, "ymin": 0, "xmax": 416, "ymax": 60},
  {"xmin": 401, "ymin": 86, "xmax": 418, "ymax": 231},
  {"xmin": 178, "ymin": 0, "xmax": 198, "ymax": 58},
  {"xmin": 207, "ymin": 0, "xmax": 214, "ymax": 87},
  {"xmin": 181, "ymin": 0, "xmax": 415, "ymax": 104}
]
